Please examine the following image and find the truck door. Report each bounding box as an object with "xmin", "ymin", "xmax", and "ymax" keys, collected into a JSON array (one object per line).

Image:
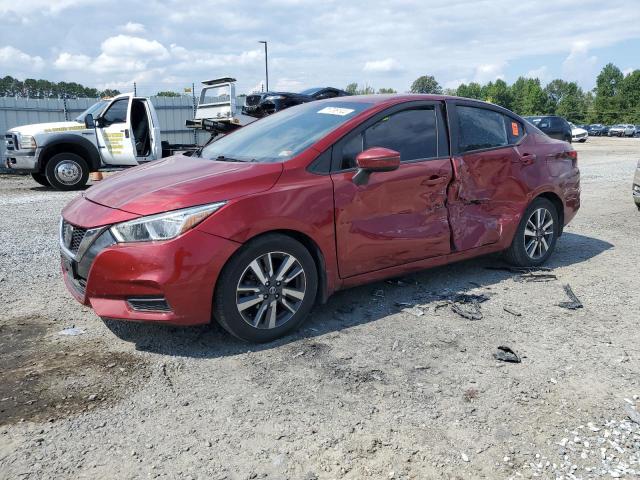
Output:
[
  {"xmin": 145, "ymin": 99, "xmax": 162, "ymax": 160},
  {"xmin": 446, "ymin": 101, "xmax": 530, "ymax": 251},
  {"xmin": 95, "ymin": 95, "xmax": 138, "ymax": 166}
]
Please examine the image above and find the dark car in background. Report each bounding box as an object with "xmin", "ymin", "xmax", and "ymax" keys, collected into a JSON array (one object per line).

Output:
[
  {"xmin": 243, "ymin": 87, "xmax": 350, "ymax": 118},
  {"xmin": 587, "ymin": 124, "xmax": 607, "ymax": 136},
  {"xmin": 524, "ymin": 115, "xmax": 572, "ymax": 143}
]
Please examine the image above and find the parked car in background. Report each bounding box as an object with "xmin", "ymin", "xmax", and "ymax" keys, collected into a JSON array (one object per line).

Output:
[
  {"xmin": 59, "ymin": 95, "xmax": 580, "ymax": 342},
  {"xmin": 587, "ymin": 124, "xmax": 607, "ymax": 136},
  {"xmin": 524, "ymin": 115, "xmax": 572, "ymax": 142},
  {"xmin": 635, "ymin": 126, "xmax": 640, "ymax": 137},
  {"xmin": 634, "ymin": 160, "xmax": 640, "ymax": 210},
  {"xmin": 570, "ymin": 123, "xmax": 588, "ymax": 142},
  {"xmin": 243, "ymin": 87, "xmax": 349, "ymax": 118},
  {"xmin": 609, "ymin": 124, "xmax": 636, "ymax": 137}
]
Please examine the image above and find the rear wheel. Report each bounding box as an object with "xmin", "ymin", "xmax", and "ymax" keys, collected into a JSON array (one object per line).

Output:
[
  {"xmin": 214, "ymin": 234, "xmax": 318, "ymax": 342},
  {"xmin": 45, "ymin": 152, "xmax": 89, "ymax": 191},
  {"xmin": 504, "ymin": 197, "xmax": 559, "ymax": 267},
  {"xmin": 31, "ymin": 172, "xmax": 50, "ymax": 187}
]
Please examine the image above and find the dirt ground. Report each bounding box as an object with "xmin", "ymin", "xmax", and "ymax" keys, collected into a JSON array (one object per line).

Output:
[{"xmin": 0, "ymin": 136, "xmax": 639, "ymax": 479}]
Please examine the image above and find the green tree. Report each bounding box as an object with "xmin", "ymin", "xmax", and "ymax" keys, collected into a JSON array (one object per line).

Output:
[
  {"xmin": 455, "ymin": 82, "xmax": 483, "ymax": 99},
  {"xmin": 377, "ymin": 87, "xmax": 397, "ymax": 94},
  {"xmin": 544, "ymin": 79, "xmax": 587, "ymax": 122},
  {"xmin": 156, "ymin": 91, "xmax": 182, "ymax": 97},
  {"xmin": 99, "ymin": 89, "xmax": 121, "ymax": 98},
  {"xmin": 483, "ymin": 79, "xmax": 513, "ymax": 110},
  {"xmin": 593, "ymin": 63, "xmax": 624, "ymax": 123},
  {"xmin": 619, "ymin": 70, "xmax": 640, "ymax": 123},
  {"xmin": 345, "ymin": 82, "xmax": 359, "ymax": 95},
  {"xmin": 410, "ymin": 75, "xmax": 442, "ymax": 94},
  {"xmin": 510, "ymin": 77, "xmax": 547, "ymax": 116}
]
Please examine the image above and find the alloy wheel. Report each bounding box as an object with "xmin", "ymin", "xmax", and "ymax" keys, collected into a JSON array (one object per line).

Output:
[
  {"xmin": 523, "ymin": 207, "xmax": 554, "ymax": 260},
  {"xmin": 236, "ymin": 251, "xmax": 307, "ymax": 329}
]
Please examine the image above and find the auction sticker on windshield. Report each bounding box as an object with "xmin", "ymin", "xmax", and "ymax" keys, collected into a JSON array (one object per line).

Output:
[{"xmin": 317, "ymin": 107, "xmax": 355, "ymax": 116}]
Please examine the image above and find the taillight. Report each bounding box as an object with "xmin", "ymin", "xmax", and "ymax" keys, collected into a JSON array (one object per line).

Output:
[{"xmin": 565, "ymin": 150, "xmax": 578, "ymax": 166}]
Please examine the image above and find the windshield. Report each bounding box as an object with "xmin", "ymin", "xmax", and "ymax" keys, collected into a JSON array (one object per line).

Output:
[
  {"xmin": 200, "ymin": 101, "xmax": 372, "ymax": 163},
  {"xmin": 75, "ymin": 100, "xmax": 109, "ymax": 122},
  {"xmin": 299, "ymin": 88, "xmax": 322, "ymax": 96}
]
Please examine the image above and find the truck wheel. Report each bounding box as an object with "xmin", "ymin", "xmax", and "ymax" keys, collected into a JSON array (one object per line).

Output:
[
  {"xmin": 45, "ymin": 153, "xmax": 89, "ymax": 191},
  {"xmin": 504, "ymin": 197, "xmax": 559, "ymax": 267},
  {"xmin": 31, "ymin": 172, "xmax": 51, "ymax": 187},
  {"xmin": 214, "ymin": 234, "xmax": 318, "ymax": 343}
]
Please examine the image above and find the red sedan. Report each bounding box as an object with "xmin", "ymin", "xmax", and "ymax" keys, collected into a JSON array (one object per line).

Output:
[{"xmin": 60, "ymin": 95, "xmax": 580, "ymax": 342}]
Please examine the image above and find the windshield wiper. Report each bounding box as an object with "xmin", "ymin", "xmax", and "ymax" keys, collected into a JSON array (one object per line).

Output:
[{"xmin": 215, "ymin": 155, "xmax": 247, "ymax": 162}]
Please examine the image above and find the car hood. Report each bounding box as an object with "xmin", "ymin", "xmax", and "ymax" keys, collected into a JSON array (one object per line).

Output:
[
  {"xmin": 9, "ymin": 121, "xmax": 85, "ymax": 136},
  {"xmin": 571, "ymin": 128, "xmax": 587, "ymax": 135},
  {"xmin": 84, "ymin": 154, "xmax": 284, "ymax": 215}
]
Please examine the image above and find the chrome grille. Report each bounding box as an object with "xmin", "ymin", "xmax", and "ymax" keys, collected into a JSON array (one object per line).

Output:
[
  {"xmin": 245, "ymin": 95, "xmax": 261, "ymax": 106},
  {"xmin": 62, "ymin": 220, "xmax": 88, "ymax": 254}
]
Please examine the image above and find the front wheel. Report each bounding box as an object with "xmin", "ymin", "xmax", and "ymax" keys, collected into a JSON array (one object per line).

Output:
[
  {"xmin": 45, "ymin": 152, "xmax": 89, "ymax": 191},
  {"xmin": 504, "ymin": 197, "xmax": 559, "ymax": 267},
  {"xmin": 213, "ymin": 234, "xmax": 318, "ymax": 342}
]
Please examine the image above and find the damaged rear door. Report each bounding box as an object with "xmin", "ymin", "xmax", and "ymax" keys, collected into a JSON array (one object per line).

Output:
[{"xmin": 446, "ymin": 100, "xmax": 530, "ymax": 251}]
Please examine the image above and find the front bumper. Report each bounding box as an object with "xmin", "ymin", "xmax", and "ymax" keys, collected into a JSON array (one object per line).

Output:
[
  {"xmin": 60, "ymin": 201, "xmax": 241, "ymax": 326},
  {"xmin": 633, "ymin": 183, "xmax": 640, "ymax": 206},
  {"xmin": 4, "ymin": 148, "xmax": 39, "ymax": 171}
]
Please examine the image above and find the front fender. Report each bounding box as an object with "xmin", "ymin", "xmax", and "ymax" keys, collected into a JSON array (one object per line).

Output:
[{"xmin": 37, "ymin": 133, "xmax": 101, "ymax": 171}]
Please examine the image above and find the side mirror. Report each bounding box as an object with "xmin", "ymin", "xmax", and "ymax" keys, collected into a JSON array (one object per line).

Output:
[
  {"xmin": 352, "ymin": 147, "xmax": 400, "ymax": 186},
  {"xmin": 84, "ymin": 114, "xmax": 95, "ymax": 129}
]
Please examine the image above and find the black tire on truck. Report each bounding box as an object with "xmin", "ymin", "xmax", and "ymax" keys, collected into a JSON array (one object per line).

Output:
[
  {"xmin": 31, "ymin": 172, "xmax": 51, "ymax": 187},
  {"xmin": 44, "ymin": 152, "xmax": 90, "ymax": 191}
]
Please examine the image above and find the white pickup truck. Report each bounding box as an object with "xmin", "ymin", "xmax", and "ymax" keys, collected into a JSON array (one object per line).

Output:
[
  {"xmin": 3, "ymin": 93, "xmax": 171, "ymax": 190},
  {"xmin": 4, "ymin": 78, "xmax": 255, "ymax": 190}
]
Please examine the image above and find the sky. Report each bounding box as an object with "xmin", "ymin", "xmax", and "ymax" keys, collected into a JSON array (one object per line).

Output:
[{"xmin": 1, "ymin": 0, "xmax": 639, "ymax": 97}]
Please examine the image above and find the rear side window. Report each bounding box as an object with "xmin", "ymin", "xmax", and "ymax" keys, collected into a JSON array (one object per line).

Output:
[
  {"xmin": 457, "ymin": 106, "xmax": 508, "ymax": 153},
  {"xmin": 102, "ymin": 98, "xmax": 129, "ymax": 124},
  {"xmin": 340, "ymin": 107, "xmax": 438, "ymax": 169}
]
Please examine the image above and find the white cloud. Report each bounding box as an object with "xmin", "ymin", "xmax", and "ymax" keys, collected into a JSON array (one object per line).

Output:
[
  {"xmin": 562, "ymin": 41, "xmax": 598, "ymax": 87},
  {"xmin": 101, "ymin": 35, "xmax": 169, "ymax": 60},
  {"xmin": 54, "ymin": 52, "xmax": 92, "ymax": 70},
  {"xmin": 0, "ymin": 46, "xmax": 44, "ymax": 70},
  {"xmin": 121, "ymin": 22, "xmax": 145, "ymax": 33},
  {"xmin": 363, "ymin": 58, "xmax": 402, "ymax": 73},
  {"xmin": 525, "ymin": 66, "xmax": 548, "ymax": 81},
  {"xmin": 474, "ymin": 63, "xmax": 506, "ymax": 83},
  {"xmin": 274, "ymin": 78, "xmax": 302, "ymax": 91}
]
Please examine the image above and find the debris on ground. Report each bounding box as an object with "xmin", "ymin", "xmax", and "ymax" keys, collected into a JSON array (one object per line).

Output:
[
  {"xmin": 57, "ymin": 327, "xmax": 85, "ymax": 336},
  {"xmin": 493, "ymin": 345, "xmax": 521, "ymax": 363},
  {"xmin": 485, "ymin": 265, "xmax": 557, "ymax": 282},
  {"xmin": 401, "ymin": 306, "xmax": 425, "ymax": 317},
  {"xmin": 557, "ymin": 284, "xmax": 584, "ymax": 310},
  {"xmin": 503, "ymin": 306, "xmax": 522, "ymax": 317},
  {"xmin": 438, "ymin": 292, "xmax": 490, "ymax": 321},
  {"xmin": 625, "ymin": 404, "xmax": 640, "ymax": 425}
]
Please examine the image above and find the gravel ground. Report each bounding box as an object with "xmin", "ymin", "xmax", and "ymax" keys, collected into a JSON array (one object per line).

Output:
[{"xmin": 1, "ymin": 136, "xmax": 639, "ymax": 479}]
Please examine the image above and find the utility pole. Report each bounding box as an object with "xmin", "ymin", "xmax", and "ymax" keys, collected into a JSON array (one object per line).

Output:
[
  {"xmin": 191, "ymin": 82, "xmax": 197, "ymax": 145},
  {"xmin": 133, "ymin": 82, "xmax": 137, "ymax": 96},
  {"xmin": 258, "ymin": 41, "xmax": 269, "ymax": 91}
]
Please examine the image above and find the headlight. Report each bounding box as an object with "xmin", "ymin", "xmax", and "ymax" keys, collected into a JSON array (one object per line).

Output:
[
  {"xmin": 110, "ymin": 202, "xmax": 226, "ymax": 243},
  {"xmin": 18, "ymin": 134, "xmax": 36, "ymax": 150},
  {"xmin": 264, "ymin": 95, "xmax": 285, "ymax": 101}
]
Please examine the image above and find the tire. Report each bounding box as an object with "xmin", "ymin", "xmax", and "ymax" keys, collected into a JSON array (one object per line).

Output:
[
  {"xmin": 44, "ymin": 152, "xmax": 89, "ymax": 191},
  {"xmin": 504, "ymin": 197, "xmax": 559, "ymax": 267},
  {"xmin": 213, "ymin": 234, "xmax": 318, "ymax": 342},
  {"xmin": 31, "ymin": 172, "xmax": 51, "ymax": 187}
]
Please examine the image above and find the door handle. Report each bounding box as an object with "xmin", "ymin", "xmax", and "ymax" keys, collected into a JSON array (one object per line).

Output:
[
  {"xmin": 123, "ymin": 129, "xmax": 130, "ymax": 138},
  {"xmin": 519, "ymin": 153, "xmax": 536, "ymax": 165},
  {"xmin": 423, "ymin": 175, "xmax": 446, "ymax": 186}
]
